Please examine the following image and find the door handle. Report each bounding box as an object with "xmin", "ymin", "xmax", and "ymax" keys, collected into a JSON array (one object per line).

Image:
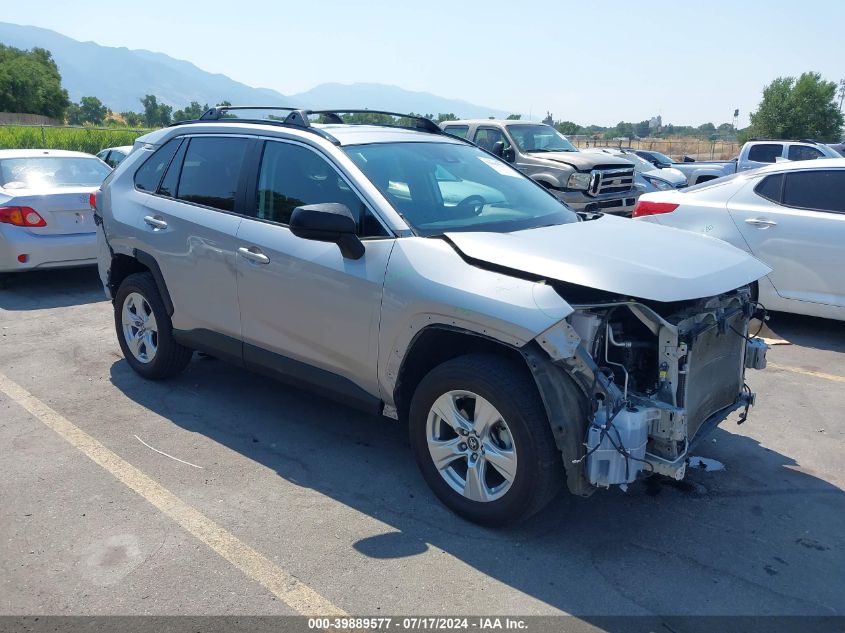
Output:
[
  {"xmin": 143, "ymin": 215, "xmax": 168, "ymax": 230},
  {"xmin": 745, "ymin": 218, "xmax": 777, "ymax": 228},
  {"xmin": 238, "ymin": 246, "xmax": 270, "ymax": 264}
]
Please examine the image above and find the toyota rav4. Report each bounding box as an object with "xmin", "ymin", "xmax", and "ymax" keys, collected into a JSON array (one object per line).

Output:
[{"xmin": 95, "ymin": 107, "xmax": 769, "ymax": 525}]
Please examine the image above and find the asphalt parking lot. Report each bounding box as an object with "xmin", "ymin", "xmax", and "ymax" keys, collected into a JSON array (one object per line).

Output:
[{"xmin": 1, "ymin": 267, "xmax": 844, "ymax": 621}]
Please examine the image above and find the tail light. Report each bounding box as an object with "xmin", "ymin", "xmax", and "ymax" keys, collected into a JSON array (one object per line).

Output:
[
  {"xmin": 632, "ymin": 200, "xmax": 679, "ymax": 218},
  {"xmin": 0, "ymin": 206, "xmax": 47, "ymax": 227},
  {"xmin": 89, "ymin": 192, "xmax": 99, "ymax": 210}
]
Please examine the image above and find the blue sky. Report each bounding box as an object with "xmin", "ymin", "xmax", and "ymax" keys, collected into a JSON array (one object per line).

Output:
[{"xmin": 3, "ymin": 0, "xmax": 843, "ymax": 127}]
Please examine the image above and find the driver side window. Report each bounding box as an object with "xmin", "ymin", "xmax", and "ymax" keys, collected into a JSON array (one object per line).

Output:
[
  {"xmin": 473, "ymin": 128, "xmax": 511, "ymax": 153},
  {"xmin": 254, "ymin": 141, "xmax": 388, "ymax": 237}
]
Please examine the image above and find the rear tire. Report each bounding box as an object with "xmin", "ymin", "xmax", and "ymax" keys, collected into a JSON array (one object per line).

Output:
[
  {"xmin": 409, "ymin": 354, "xmax": 564, "ymax": 526},
  {"xmin": 114, "ymin": 272, "xmax": 192, "ymax": 379}
]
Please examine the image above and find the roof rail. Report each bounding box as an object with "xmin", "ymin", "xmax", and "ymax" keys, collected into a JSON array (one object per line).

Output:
[
  {"xmin": 170, "ymin": 105, "xmax": 342, "ymax": 143},
  {"xmin": 169, "ymin": 106, "xmax": 446, "ymax": 143},
  {"xmin": 747, "ymin": 137, "xmax": 821, "ymax": 145}
]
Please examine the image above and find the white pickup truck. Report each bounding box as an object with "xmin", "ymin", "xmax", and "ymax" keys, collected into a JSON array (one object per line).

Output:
[{"xmin": 637, "ymin": 139, "xmax": 842, "ymax": 185}]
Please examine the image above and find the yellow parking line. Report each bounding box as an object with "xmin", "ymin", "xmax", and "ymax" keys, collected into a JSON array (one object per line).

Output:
[
  {"xmin": 0, "ymin": 371, "xmax": 345, "ymax": 616},
  {"xmin": 768, "ymin": 362, "xmax": 845, "ymax": 384}
]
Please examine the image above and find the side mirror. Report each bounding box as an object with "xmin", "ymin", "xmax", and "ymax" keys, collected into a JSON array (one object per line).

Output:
[
  {"xmin": 289, "ymin": 203, "xmax": 364, "ymax": 259},
  {"xmin": 503, "ymin": 146, "xmax": 516, "ymax": 162},
  {"xmin": 682, "ymin": 155, "xmax": 696, "ymax": 163},
  {"xmin": 491, "ymin": 141, "xmax": 505, "ymax": 158}
]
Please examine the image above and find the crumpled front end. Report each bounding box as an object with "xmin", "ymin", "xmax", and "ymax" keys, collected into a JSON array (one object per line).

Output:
[{"xmin": 534, "ymin": 286, "xmax": 767, "ymax": 492}]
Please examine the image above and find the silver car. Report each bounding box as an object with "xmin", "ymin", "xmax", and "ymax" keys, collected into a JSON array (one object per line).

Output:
[
  {"xmin": 96, "ymin": 145, "xmax": 134, "ymax": 169},
  {"xmin": 0, "ymin": 149, "xmax": 110, "ymax": 283},
  {"xmin": 96, "ymin": 107, "xmax": 769, "ymax": 525}
]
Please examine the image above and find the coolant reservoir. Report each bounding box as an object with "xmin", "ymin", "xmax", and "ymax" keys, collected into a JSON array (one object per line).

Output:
[{"xmin": 586, "ymin": 406, "xmax": 653, "ymax": 487}]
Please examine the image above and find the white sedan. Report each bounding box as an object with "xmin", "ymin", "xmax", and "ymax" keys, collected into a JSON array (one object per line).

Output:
[
  {"xmin": 0, "ymin": 149, "xmax": 111, "ymax": 284},
  {"xmin": 633, "ymin": 158, "xmax": 845, "ymax": 321}
]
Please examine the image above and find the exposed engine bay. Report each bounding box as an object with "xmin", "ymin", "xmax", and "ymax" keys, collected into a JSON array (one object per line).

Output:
[{"xmin": 535, "ymin": 286, "xmax": 768, "ymax": 490}]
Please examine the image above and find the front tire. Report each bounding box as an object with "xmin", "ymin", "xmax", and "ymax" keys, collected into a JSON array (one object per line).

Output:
[
  {"xmin": 114, "ymin": 272, "xmax": 192, "ymax": 379},
  {"xmin": 409, "ymin": 354, "xmax": 564, "ymax": 526}
]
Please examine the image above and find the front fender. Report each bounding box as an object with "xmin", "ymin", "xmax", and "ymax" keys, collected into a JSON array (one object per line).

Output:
[
  {"xmin": 528, "ymin": 171, "xmax": 568, "ymax": 189},
  {"xmin": 378, "ymin": 237, "xmax": 573, "ymax": 405}
]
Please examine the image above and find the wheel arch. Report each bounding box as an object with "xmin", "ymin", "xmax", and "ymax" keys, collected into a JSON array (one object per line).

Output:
[
  {"xmin": 109, "ymin": 250, "xmax": 174, "ymax": 316},
  {"xmin": 394, "ymin": 325, "xmax": 593, "ymax": 497},
  {"xmin": 393, "ymin": 326, "xmax": 530, "ymax": 423}
]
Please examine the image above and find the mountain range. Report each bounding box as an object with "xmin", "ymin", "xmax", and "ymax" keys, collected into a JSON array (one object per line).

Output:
[{"xmin": 0, "ymin": 22, "xmax": 512, "ymax": 119}]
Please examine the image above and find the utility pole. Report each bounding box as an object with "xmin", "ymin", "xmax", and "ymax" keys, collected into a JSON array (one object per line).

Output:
[{"xmin": 839, "ymin": 78, "xmax": 845, "ymax": 112}]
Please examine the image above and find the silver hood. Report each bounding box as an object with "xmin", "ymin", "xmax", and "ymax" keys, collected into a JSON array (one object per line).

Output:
[
  {"xmin": 445, "ymin": 215, "xmax": 770, "ymax": 303},
  {"xmin": 534, "ymin": 151, "xmax": 633, "ymax": 171},
  {"xmin": 644, "ymin": 167, "xmax": 687, "ymax": 186}
]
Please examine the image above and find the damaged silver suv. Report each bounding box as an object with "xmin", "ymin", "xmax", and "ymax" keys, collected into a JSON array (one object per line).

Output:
[{"xmin": 95, "ymin": 107, "xmax": 769, "ymax": 525}]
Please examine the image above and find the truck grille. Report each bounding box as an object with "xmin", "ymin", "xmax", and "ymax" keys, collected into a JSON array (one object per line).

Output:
[
  {"xmin": 681, "ymin": 311, "xmax": 746, "ymax": 438},
  {"xmin": 588, "ymin": 166, "xmax": 635, "ymax": 196}
]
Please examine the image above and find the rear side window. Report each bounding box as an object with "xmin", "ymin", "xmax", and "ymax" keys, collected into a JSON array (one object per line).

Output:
[
  {"xmin": 747, "ymin": 144, "xmax": 782, "ymax": 163},
  {"xmin": 134, "ymin": 139, "xmax": 181, "ymax": 192},
  {"xmin": 787, "ymin": 145, "xmax": 824, "ymax": 161},
  {"xmin": 176, "ymin": 137, "xmax": 250, "ymax": 212},
  {"xmin": 782, "ymin": 170, "xmax": 845, "ymax": 213},
  {"xmin": 443, "ymin": 126, "xmax": 469, "ymax": 139},
  {"xmin": 754, "ymin": 173, "xmax": 783, "ymax": 203},
  {"xmin": 158, "ymin": 140, "xmax": 188, "ymax": 198}
]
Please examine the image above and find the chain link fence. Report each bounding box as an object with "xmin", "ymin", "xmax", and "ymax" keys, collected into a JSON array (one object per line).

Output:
[{"xmin": 575, "ymin": 138, "xmax": 740, "ymax": 161}]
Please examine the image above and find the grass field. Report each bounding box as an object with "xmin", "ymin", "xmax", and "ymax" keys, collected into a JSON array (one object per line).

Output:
[{"xmin": 0, "ymin": 125, "xmax": 150, "ymax": 155}]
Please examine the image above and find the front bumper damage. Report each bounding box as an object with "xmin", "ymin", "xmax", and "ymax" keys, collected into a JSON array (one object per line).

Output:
[{"xmin": 525, "ymin": 288, "xmax": 767, "ymax": 494}]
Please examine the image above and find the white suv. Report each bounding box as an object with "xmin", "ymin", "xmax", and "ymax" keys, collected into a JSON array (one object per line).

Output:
[{"xmin": 95, "ymin": 107, "xmax": 769, "ymax": 525}]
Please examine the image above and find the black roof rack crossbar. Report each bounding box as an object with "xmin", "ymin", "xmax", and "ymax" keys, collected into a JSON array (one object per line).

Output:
[
  {"xmin": 308, "ymin": 109, "xmax": 443, "ymax": 134},
  {"xmin": 198, "ymin": 105, "xmax": 310, "ymax": 125}
]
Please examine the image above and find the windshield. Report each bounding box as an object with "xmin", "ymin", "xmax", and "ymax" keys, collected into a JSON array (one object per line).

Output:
[
  {"xmin": 344, "ymin": 142, "xmax": 579, "ymax": 236},
  {"xmin": 646, "ymin": 151, "xmax": 675, "ymax": 164},
  {"xmin": 506, "ymin": 125, "xmax": 577, "ymax": 153},
  {"xmin": 0, "ymin": 157, "xmax": 110, "ymax": 189}
]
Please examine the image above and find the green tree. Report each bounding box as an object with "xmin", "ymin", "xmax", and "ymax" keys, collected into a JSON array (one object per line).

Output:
[
  {"xmin": 436, "ymin": 113, "xmax": 458, "ymax": 123},
  {"xmin": 66, "ymin": 103, "xmax": 84, "ymax": 125},
  {"xmin": 140, "ymin": 95, "xmax": 173, "ymax": 127},
  {"xmin": 173, "ymin": 101, "xmax": 209, "ymax": 122},
  {"xmin": 120, "ymin": 111, "xmax": 144, "ymax": 127},
  {"xmin": 506, "ymin": 113, "xmax": 522, "ymax": 120},
  {"xmin": 0, "ymin": 44, "xmax": 70, "ymax": 118},
  {"xmin": 78, "ymin": 96, "xmax": 108, "ymax": 125},
  {"xmin": 634, "ymin": 120, "xmax": 651, "ymax": 138},
  {"xmin": 556, "ymin": 121, "xmax": 580, "ymax": 136},
  {"xmin": 604, "ymin": 121, "xmax": 635, "ymax": 139},
  {"xmin": 748, "ymin": 72, "xmax": 843, "ymax": 141}
]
